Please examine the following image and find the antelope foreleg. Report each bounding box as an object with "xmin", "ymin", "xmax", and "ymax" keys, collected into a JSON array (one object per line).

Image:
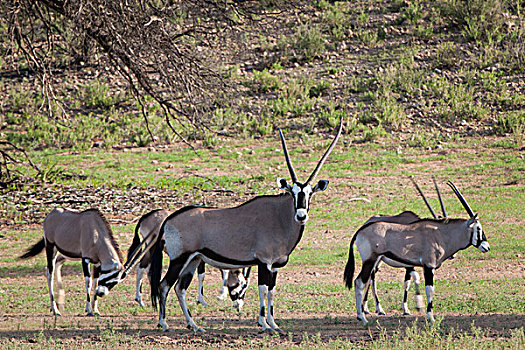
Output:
[
  {"xmin": 257, "ymin": 265, "xmax": 282, "ymax": 332},
  {"xmin": 135, "ymin": 266, "xmax": 147, "ymax": 307},
  {"xmin": 196, "ymin": 261, "xmax": 207, "ymax": 306},
  {"xmin": 82, "ymin": 259, "xmax": 94, "ymax": 315},
  {"xmin": 218, "ymin": 269, "xmax": 229, "ymax": 300},
  {"xmin": 423, "ymin": 266, "xmax": 435, "ymax": 323},
  {"xmin": 91, "ymin": 265, "xmax": 101, "ymax": 315},
  {"xmin": 55, "ymin": 256, "xmax": 65, "ymax": 313},
  {"xmin": 402, "ymin": 268, "xmax": 412, "ymax": 315},
  {"xmin": 411, "ymin": 269, "xmax": 424, "ymax": 312}
]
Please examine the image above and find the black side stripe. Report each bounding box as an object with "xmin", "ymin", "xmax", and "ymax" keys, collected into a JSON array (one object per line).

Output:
[{"xmin": 382, "ymin": 252, "xmax": 422, "ymax": 267}]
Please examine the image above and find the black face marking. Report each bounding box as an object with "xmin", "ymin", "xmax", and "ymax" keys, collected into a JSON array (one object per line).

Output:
[
  {"xmin": 296, "ymin": 191, "xmax": 307, "ymax": 209},
  {"xmin": 98, "ymin": 270, "xmax": 120, "ymax": 286}
]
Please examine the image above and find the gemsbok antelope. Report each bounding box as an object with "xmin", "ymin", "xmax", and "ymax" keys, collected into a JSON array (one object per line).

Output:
[
  {"xmin": 148, "ymin": 121, "xmax": 342, "ymax": 333},
  {"xmin": 344, "ymin": 181, "xmax": 490, "ymax": 326},
  {"xmin": 360, "ymin": 177, "xmax": 448, "ymax": 316},
  {"xmin": 20, "ymin": 208, "xmax": 125, "ymax": 316},
  {"xmin": 126, "ymin": 208, "xmax": 251, "ymax": 310}
]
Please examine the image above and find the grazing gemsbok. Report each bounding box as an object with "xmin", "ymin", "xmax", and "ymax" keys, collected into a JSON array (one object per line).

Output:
[
  {"xmin": 148, "ymin": 122, "xmax": 342, "ymax": 333},
  {"xmin": 361, "ymin": 177, "xmax": 448, "ymax": 316},
  {"xmin": 19, "ymin": 208, "xmax": 125, "ymax": 316},
  {"xmin": 127, "ymin": 208, "xmax": 251, "ymax": 310},
  {"xmin": 344, "ymin": 181, "xmax": 490, "ymax": 326}
]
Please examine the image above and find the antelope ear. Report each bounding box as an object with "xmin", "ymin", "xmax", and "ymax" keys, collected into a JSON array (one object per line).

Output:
[
  {"xmin": 277, "ymin": 177, "xmax": 291, "ymax": 191},
  {"xmin": 313, "ymin": 179, "xmax": 329, "ymax": 192}
]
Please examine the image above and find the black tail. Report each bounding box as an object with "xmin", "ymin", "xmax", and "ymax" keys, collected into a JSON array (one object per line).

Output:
[
  {"xmin": 343, "ymin": 234, "xmax": 357, "ymax": 290},
  {"xmin": 126, "ymin": 221, "xmax": 143, "ymax": 263},
  {"xmin": 19, "ymin": 238, "xmax": 45, "ymax": 259},
  {"xmin": 148, "ymin": 233, "xmax": 164, "ymax": 310}
]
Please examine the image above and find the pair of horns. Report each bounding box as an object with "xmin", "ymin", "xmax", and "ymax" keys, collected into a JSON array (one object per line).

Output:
[
  {"xmin": 410, "ymin": 176, "xmax": 447, "ymax": 219},
  {"xmin": 446, "ymin": 180, "xmax": 476, "ymax": 218},
  {"xmin": 279, "ymin": 119, "xmax": 343, "ymax": 185},
  {"xmin": 410, "ymin": 177, "xmax": 476, "ymax": 219}
]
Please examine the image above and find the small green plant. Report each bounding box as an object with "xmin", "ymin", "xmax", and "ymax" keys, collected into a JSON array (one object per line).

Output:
[
  {"xmin": 252, "ymin": 68, "xmax": 283, "ymax": 93},
  {"xmin": 495, "ymin": 112, "xmax": 525, "ymax": 142},
  {"xmin": 401, "ymin": 0, "xmax": 423, "ymax": 25},
  {"xmin": 436, "ymin": 41, "xmax": 458, "ymax": 68},
  {"xmin": 309, "ymin": 80, "xmax": 331, "ymax": 98},
  {"xmin": 287, "ymin": 24, "xmax": 326, "ymax": 62},
  {"xmin": 83, "ymin": 80, "xmax": 115, "ymax": 109}
]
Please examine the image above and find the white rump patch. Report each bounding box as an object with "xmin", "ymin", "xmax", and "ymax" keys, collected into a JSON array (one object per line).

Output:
[{"xmin": 164, "ymin": 225, "xmax": 183, "ymax": 260}]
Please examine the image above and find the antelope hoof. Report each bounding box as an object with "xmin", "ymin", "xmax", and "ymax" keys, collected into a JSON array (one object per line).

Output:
[
  {"xmin": 187, "ymin": 324, "xmax": 205, "ymax": 333},
  {"xmin": 416, "ymin": 307, "xmax": 423, "ymax": 313},
  {"xmin": 258, "ymin": 319, "xmax": 271, "ymax": 332},
  {"xmin": 275, "ymin": 328, "xmax": 285, "ymax": 335},
  {"xmin": 376, "ymin": 305, "xmax": 386, "ymax": 315},
  {"xmin": 197, "ymin": 300, "xmax": 208, "ymax": 307},
  {"xmin": 357, "ymin": 315, "xmax": 369, "ymax": 327},
  {"xmin": 135, "ymin": 298, "xmax": 145, "ymax": 307},
  {"xmin": 403, "ymin": 311, "xmax": 411, "ymax": 316}
]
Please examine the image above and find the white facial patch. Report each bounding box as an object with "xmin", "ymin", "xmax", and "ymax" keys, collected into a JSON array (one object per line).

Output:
[
  {"xmin": 479, "ymin": 241, "xmax": 490, "ymax": 253},
  {"xmin": 96, "ymin": 285, "xmax": 109, "ymax": 297},
  {"xmin": 233, "ymin": 299, "xmax": 244, "ymax": 311}
]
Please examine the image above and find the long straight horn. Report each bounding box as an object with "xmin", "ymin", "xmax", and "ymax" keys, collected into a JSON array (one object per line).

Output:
[
  {"xmin": 410, "ymin": 176, "xmax": 437, "ymax": 219},
  {"xmin": 279, "ymin": 128, "xmax": 297, "ymax": 183},
  {"xmin": 122, "ymin": 230, "xmax": 159, "ymax": 278},
  {"xmin": 446, "ymin": 181, "xmax": 475, "ymax": 218},
  {"xmin": 123, "ymin": 229, "xmax": 156, "ymax": 270},
  {"xmin": 305, "ymin": 118, "xmax": 343, "ymax": 185},
  {"xmin": 433, "ymin": 176, "xmax": 447, "ymax": 218}
]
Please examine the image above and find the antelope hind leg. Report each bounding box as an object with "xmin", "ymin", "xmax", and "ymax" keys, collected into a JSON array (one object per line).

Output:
[{"xmin": 175, "ymin": 258, "xmax": 204, "ymax": 332}]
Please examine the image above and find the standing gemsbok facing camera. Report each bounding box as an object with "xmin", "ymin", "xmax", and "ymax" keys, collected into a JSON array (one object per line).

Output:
[
  {"xmin": 344, "ymin": 181, "xmax": 490, "ymax": 326},
  {"xmin": 148, "ymin": 121, "xmax": 342, "ymax": 333}
]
